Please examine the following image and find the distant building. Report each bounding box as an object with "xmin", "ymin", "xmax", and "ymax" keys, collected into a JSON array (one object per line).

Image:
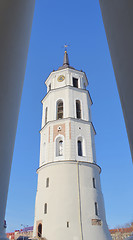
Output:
[
  {"xmin": 6, "ymin": 226, "xmax": 33, "ymax": 240},
  {"xmin": 6, "ymin": 224, "xmax": 133, "ymax": 240},
  {"xmin": 110, "ymin": 224, "xmax": 133, "ymax": 240},
  {"xmin": 6, "ymin": 232, "xmax": 15, "ymax": 240}
]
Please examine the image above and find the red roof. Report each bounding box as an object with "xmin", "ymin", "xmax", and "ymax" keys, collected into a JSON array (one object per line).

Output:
[
  {"xmin": 6, "ymin": 232, "xmax": 15, "ymax": 240},
  {"xmin": 110, "ymin": 227, "xmax": 133, "ymax": 234}
]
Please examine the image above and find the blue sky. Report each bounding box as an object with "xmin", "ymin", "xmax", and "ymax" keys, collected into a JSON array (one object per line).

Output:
[{"xmin": 6, "ymin": 0, "xmax": 133, "ymax": 232}]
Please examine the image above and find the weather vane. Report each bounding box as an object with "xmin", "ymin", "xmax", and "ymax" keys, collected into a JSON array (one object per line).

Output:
[{"xmin": 64, "ymin": 44, "xmax": 70, "ymax": 52}]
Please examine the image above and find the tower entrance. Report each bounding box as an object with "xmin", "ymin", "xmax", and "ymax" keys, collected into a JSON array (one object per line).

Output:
[{"xmin": 38, "ymin": 223, "xmax": 42, "ymax": 237}]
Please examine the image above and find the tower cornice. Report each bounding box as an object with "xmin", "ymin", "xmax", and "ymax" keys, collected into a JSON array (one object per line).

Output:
[
  {"xmin": 45, "ymin": 67, "xmax": 88, "ymax": 86},
  {"xmin": 40, "ymin": 117, "xmax": 96, "ymax": 135},
  {"xmin": 36, "ymin": 160, "xmax": 101, "ymax": 174},
  {"xmin": 41, "ymin": 85, "xmax": 93, "ymax": 105}
]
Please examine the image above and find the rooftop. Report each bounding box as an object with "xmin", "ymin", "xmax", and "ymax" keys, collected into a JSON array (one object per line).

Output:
[{"xmin": 58, "ymin": 50, "xmax": 75, "ymax": 70}]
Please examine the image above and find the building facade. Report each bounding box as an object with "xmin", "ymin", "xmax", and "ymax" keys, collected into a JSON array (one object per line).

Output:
[
  {"xmin": 6, "ymin": 227, "xmax": 33, "ymax": 240},
  {"xmin": 109, "ymin": 224, "xmax": 133, "ymax": 240},
  {"xmin": 6, "ymin": 224, "xmax": 133, "ymax": 240},
  {"xmin": 33, "ymin": 51, "xmax": 112, "ymax": 240}
]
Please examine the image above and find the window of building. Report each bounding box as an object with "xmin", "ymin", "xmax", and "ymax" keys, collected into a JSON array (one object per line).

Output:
[
  {"xmin": 76, "ymin": 100, "xmax": 81, "ymax": 119},
  {"xmin": 46, "ymin": 177, "xmax": 49, "ymax": 188},
  {"xmin": 95, "ymin": 202, "xmax": 98, "ymax": 216},
  {"xmin": 59, "ymin": 140, "xmax": 63, "ymax": 156},
  {"xmin": 56, "ymin": 137, "xmax": 63, "ymax": 157},
  {"xmin": 38, "ymin": 223, "xmax": 42, "ymax": 237},
  {"xmin": 45, "ymin": 107, "xmax": 48, "ymax": 124},
  {"xmin": 57, "ymin": 100, "xmax": 63, "ymax": 119},
  {"xmin": 44, "ymin": 203, "xmax": 47, "ymax": 214},
  {"xmin": 77, "ymin": 137, "xmax": 86, "ymax": 157},
  {"xmin": 67, "ymin": 222, "xmax": 70, "ymax": 228},
  {"xmin": 78, "ymin": 140, "xmax": 82, "ymax": 156},
  {"xmin": 73, "ymin": 77, "xmax": 78, "ymax": 88},
  {"xmin": 93, "ymin": 178, "xmax": 96, "ymax": 188},
  {"xmin": 49, "ymin": 83, "xmax": 51, "ymax": 91}
]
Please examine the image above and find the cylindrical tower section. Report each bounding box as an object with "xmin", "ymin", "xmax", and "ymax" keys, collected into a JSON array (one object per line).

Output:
[{"xmin": 33, "ymin": 161, "xmax": 111, "ymax": 240}]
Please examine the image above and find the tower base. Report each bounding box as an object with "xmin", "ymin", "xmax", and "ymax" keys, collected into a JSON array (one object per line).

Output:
[{"xmin": 33, "ymin": 160, "xmax": 112, "ymax": 240}]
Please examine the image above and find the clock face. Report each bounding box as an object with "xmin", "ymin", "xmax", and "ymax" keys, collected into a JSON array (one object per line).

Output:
[{"xmin": 57, "ymin": 75, "xmax": 65, "ymax": 82}]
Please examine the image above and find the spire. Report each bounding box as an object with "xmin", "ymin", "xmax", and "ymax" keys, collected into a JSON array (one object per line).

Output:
[
  {"xmin": 63, "ymin": 50, "xmax": 69, "ymax": 66},
  {"xmin": 58, "ymin": 46, "xmax": 75, "ymax": 70}
]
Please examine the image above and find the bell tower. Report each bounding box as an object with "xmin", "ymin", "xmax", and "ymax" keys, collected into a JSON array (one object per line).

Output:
[{"xmin": 33, "ymin": 51, "xmax": 112, "ymax": 240}]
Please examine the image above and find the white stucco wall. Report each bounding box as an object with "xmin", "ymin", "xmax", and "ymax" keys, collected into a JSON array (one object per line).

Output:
[
  {"xmin": 40, "ymin": 119, "xmax": 96, "ymax": 165},
  {"xmin": 45, "ymin": 68, "xmax": 88, "ymax": 92},
  {"xmin": 33, "ymin": 161, "xmax": 111, "ymax": 240},
  {"xmin": 41, "ymin": 86, "xmax": 92, "ymax": 127}
]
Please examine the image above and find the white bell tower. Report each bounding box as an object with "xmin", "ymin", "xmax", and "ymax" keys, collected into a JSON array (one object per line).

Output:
[{"xmin": 33, "ymin": 51, "xmax": 112, "ymax": 240}]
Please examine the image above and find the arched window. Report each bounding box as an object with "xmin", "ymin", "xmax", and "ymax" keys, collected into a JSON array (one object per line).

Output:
[
  {"xmin": 76, "ymin": 100, "xmax": 81, "ymax": 119},
  {"xmin": 56, "ymin": 136, "xmax": 64, "ymax": 157},
  {"xmin": 38, "ymin": 223, "xmax": 42, "ymax": 237},
  {"xmin": 57, "ymin": 100, "xmax": 63, "ymax": 119},
  {"xmin": 78, "ymin": 140, "xmax": 82, "ymax": 156},
  {"xmin": 77, "ymin": 137, "xmax": 86, "ymax": 157},
  {"xmin": 45, "ymin": 107, "xmax": 48, "ymax": 124},
  {"xmin": 59, "ymin": 140, "xmax": 63, "ymax": 156}
]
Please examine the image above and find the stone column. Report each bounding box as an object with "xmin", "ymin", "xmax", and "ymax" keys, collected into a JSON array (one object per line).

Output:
[
  {"xmin": 99, "ymin": 0, "xmax": 133, "ymax": 162},
  {"xmin": 0, "ymin": 1, "xmax": 35, "ymax": 239}
]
